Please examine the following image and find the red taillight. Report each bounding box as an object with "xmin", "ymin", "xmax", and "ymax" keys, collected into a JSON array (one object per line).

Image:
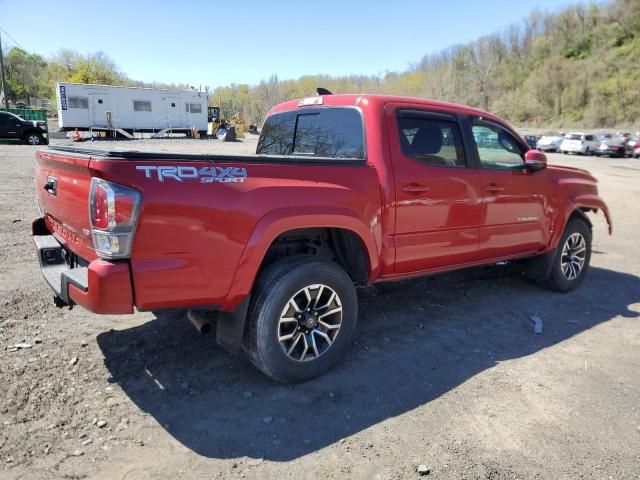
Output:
[
  {"xmin": 114, "ymin": 194, "xmax": 135, "ymax": 224},
  {"xmin": 89, "ymin": 178, "xmax": 140, "ymax": 259},
  {"xmin": 91, "ymin": 183, "xmax": 109, "ymax": 229}
]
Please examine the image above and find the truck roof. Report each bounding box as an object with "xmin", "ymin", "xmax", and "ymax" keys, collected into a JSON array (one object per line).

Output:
[{"xmin": 269, "ymin": 93, "xmax": 500, "ymax": 121}]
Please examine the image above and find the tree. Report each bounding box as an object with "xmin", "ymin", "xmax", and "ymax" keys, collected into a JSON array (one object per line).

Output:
[{"xmin": 4, "ymin": 48, "xmax": 48, "ymax": 102}]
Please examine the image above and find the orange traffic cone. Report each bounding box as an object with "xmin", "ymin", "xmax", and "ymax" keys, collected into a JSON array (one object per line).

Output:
[{"xmin": 74, "ymin": 129, "xmax": 81, "ymax": 142}]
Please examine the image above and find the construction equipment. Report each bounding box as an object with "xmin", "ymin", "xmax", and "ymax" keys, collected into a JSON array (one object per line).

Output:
[{"xmin": 207, "ymin": 106, "xmax": 248, "ymax": 140}]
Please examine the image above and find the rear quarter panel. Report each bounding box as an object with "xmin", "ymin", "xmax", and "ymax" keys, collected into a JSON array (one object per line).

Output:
[{"xmin": 89, "ymin": 158, "xmax": 382, "ymax": 311}]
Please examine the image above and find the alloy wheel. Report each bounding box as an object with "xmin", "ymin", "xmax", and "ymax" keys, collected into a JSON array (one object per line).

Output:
[
  {"xmin": 277, "ymin": 284, "xmax": 342, "ymax": 362},
  {"xmin": 560, "ymin": 232, "xmax": 587, "ymax": 280}
]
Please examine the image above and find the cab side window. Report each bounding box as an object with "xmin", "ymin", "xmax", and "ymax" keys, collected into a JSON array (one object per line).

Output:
[
  {"xmin": 472, "ymin": 122, "xmax": 524, "ymax": 170},
  {"xmin": 397, "ymin": 116, "xmax": 466, "ymax": 167}
]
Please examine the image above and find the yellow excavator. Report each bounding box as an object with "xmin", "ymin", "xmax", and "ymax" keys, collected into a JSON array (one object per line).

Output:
[{"xmin": 207, "ymin": 106, "xmax": 251, "ymax": 140}]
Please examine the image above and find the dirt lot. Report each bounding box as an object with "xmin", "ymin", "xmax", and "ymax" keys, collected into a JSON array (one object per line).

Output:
[{"xmin": 1, "ymin": 137, "xmax": 639, "ymax": 479}]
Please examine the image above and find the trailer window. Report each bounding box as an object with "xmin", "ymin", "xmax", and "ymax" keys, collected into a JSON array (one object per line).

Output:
[
  {"xmin": 186, "ymin": 103, "xmax": 202, "ymax": 114},
  {"xmin": 133, "ymin": 100, "xmax": 152, "ymax": 112},
  {"xmin": 68, "ymin": 96, "xmax": 88, "ymax": 109},
  {"xmin": 257, "ymin": 107, "xmax": 364, "ymax": 160}
]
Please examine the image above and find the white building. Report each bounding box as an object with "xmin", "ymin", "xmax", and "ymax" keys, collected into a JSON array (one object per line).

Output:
[{"xmin": 56, "ymin": 82, "xmax": 208, "ymax": 134}]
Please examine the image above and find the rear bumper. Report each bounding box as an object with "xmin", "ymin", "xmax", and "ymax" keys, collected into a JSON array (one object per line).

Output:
[
  {"xmin": 33, "ymin": 218, "xmax": 134, "ymax": 314},
  {"xmin": 596, "ymin": 148, "xmax": 624, "ymax": 156},
  {"xmin": 561, "ymin": 144, "xmax": 585, "ymax": 153}
]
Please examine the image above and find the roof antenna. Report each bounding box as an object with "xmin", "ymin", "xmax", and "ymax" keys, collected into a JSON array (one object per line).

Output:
[{"xmin": 316, "ymin": 87, "xmax": 332, "ymax": 96}]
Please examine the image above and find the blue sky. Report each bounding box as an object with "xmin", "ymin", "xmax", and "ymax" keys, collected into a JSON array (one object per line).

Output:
[{"xmin": 1, "ymin": 0, "xmax": 577, "ymax": 88}]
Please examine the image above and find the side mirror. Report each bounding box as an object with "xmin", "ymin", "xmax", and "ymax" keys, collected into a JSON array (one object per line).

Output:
[{"xmin": 525, "ymin": 149, "xmax": 547, "ymax": 172}]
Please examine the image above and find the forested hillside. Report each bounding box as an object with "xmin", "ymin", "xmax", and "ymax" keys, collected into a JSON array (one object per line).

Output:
[{"xmin": 2, "ymin": 0, "xmax": 638, "ymax": 127}]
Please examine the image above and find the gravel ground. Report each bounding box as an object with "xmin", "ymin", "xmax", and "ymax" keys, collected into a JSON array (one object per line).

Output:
[{"xmin": 0, "ymin": 137, "xmax": 639, "ymax": 479}]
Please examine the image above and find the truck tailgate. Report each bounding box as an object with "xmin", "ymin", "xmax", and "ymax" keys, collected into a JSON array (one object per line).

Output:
[{"xmin": 35, "ymin": 150, "xmax": 96, "ymax": 261}]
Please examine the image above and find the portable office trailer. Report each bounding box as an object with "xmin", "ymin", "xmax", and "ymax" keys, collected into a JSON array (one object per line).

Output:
[{"xmin": 56, "ymin": 82, "xmax": 209, "ymax": 134}]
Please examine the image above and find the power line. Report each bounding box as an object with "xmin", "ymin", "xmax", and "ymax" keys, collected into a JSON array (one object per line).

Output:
[{"xmin": 0, "ymin": 27, "xmax": 25, "ymax": 51}]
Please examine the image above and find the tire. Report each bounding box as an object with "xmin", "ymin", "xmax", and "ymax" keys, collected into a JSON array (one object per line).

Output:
[
  {"xmin": 24, "ymin": 132, "xmax": 44, "ymax": 145},
  {"xmin": 540, "ymin": 218, "xmax": 592, "ymax": 293},
  {"xmin": 244, "ymin": 257, "xmax": 358, "ymax": 383}
]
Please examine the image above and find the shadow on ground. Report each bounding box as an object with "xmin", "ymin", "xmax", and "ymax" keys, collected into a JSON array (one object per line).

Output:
[{"xmin": 97, "ymin": 266, "xmax": 639, "ymax": 461}]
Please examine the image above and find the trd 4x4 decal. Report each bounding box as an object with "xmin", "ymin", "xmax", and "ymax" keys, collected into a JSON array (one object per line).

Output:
[{"xmin": 136, "ymin": 165, "xmax": 247, "ymax": 183}]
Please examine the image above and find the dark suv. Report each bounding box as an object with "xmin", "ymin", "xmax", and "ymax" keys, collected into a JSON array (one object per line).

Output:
[{"xmin": 0, "ymin": 111, "xmax": 48, "ymax": 145}]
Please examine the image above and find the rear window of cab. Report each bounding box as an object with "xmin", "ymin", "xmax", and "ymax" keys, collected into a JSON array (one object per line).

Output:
[{"xmin": 257, "ymin": 107, "xmax": 365, "ymax": 160}]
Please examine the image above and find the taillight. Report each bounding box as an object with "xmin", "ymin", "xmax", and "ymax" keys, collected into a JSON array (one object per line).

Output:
[
  {"xmin": 89, "ymin": 178, "xmax": 141, "ymax": 259},
  {"xmin": 91, "ymin": 182, "xmax": 110, "ymax": 229}
]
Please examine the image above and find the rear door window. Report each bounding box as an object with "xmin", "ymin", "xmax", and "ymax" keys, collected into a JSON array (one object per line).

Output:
[
  {"xmin": 397, "ymin": 115, "xmax": 466, "ymax": 167},
  {"xmin": 257, "ymin": 107, "xmax": 364, "ymax": 159}
]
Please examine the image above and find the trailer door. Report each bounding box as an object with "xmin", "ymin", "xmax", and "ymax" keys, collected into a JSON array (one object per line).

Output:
[
  {"xmin": 166, "ymin": 96, "xmax": 184, "ymax": 129},
  {"xmin": 90, "ymin": 93, "xmax": 110, "ymax": 128}
]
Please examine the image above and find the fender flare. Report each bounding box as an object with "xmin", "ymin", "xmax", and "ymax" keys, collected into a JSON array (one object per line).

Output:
[
  {"xmin": 221, "ymin": 206, "xmax": 380, "ymax": 311},
  {"xmin": 550, "ymin": 194, "xmax": 612, "ymax": 251},
  {"xmin": 527, "ymin": 195, "xmax": 611, "ymax": 281}
]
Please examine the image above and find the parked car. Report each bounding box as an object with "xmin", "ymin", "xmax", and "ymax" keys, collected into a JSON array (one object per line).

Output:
[
  {"xmin": 536, "ymin": 135, "xmax": 563, "ymax": 153},
  {"xmin": 0, "ymin": 111, "xmax": 49, "ymax": 145},
  {"xmin": 523, "ymin": 135, "xmax": 539, "ymax": 149},
  {"xmin": 32, "ymin": 92, "xmax": 611, "ymax": 382},
  {"xmin": 597, "ymin": 131, "xmax": 613, "ymax": 141},
  {"xmin": 560, "ymin": 132, "xmax": 599, "ymax": 155},
  {"xmin": 595, "ymin": 138, "xmax": 628, "ymax": 157},
  {"xmin": 625, "ymin": 135, "xmax": 639, "ymax": 154}
]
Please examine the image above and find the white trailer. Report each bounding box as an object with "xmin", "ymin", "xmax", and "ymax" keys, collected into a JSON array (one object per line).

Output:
[{"xmin": 56, "ymin": 82, "xmax": 209, "ymax": 135}]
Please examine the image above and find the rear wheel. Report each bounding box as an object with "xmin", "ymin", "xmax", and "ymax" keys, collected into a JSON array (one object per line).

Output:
[
  {"xmin": 244, "ymin": 257, "xmax": 358, "ymax": 383},
  {"xmin": 540, "ymin": 218, "xmax": 592, "ymax": 292}
]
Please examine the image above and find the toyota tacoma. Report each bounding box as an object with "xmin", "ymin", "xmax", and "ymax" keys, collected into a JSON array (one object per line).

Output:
[{"xmin": 32, "ymin": 91, "xmax": 611, "ymax": 382}]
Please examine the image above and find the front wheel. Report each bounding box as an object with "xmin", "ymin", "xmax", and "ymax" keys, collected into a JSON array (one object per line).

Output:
[
  {"xmin": 244, "ymin": 257, "xmax": 358, "ymax": 383},
  {"xmin": 541, "ymin": 218, "xmax": 592, "ymax": 292},
  {"xmin": 25, "ymin": 132, "xmax": 44, "ymax": 145}
]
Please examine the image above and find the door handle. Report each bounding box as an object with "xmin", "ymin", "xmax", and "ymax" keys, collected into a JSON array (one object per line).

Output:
[
  {"xmin": 484, "ymin": 183, "xmax": 504, "ymax": 193},
  {"xmin": 402, "ymin": 184, "xmax": 431, "ymax": 194}
]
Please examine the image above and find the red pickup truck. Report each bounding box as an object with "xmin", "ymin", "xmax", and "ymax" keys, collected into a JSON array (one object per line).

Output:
[{"xmin": 33, "ymin": 92, "xmax": 611, "ymax": 382}]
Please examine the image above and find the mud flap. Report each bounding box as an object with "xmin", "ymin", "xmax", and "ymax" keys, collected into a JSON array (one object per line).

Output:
[
  {"xmin": 525, "ymin": 250, "xmax": 557, "ymax": 280},
  {"xmin": 216, "ymin": 296, "xmax": 251, "ymax": 352}
]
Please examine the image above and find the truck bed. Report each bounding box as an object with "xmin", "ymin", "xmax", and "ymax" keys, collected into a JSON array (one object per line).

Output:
[
  {"xmin": 35, "ymin": 145, "xmax": 380, "ymax": 312},
  {"xmin": 44, "ymin": 145, "xmax": 365, "ymax": 165}
]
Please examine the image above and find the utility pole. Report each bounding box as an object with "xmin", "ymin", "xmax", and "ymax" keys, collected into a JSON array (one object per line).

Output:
[{"xmin": 0, "ymin": 30, "xmax": 9, "ymax": 109}]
